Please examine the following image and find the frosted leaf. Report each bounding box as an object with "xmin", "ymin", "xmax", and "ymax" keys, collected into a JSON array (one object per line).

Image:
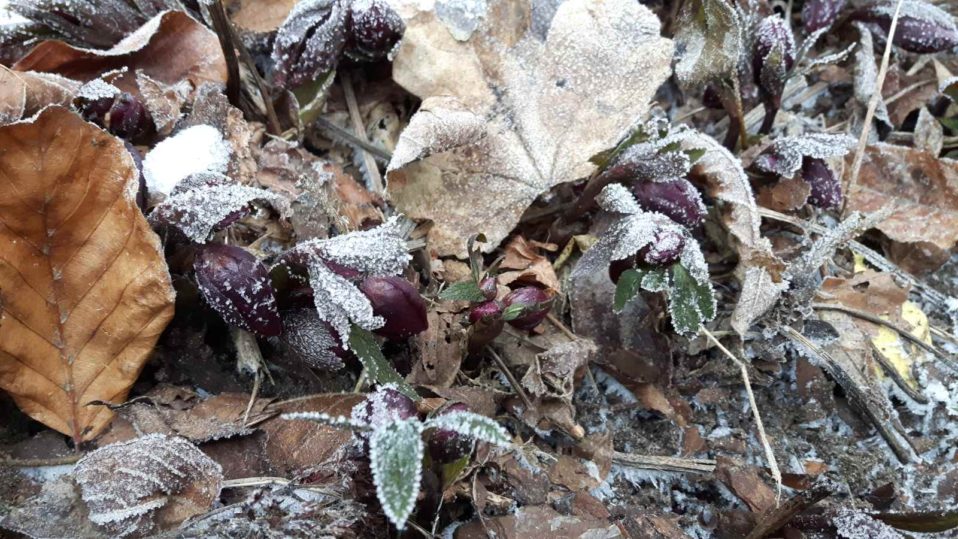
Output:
[
  {"xmin": 142, "ymin": 125, "xmax": 231, "ymax": 199},
  {"xmin": 148, "ymin": 173, "xmax": 288, "ymax": 243},
  {"xmin": 369, "ymin": 418, "xmax": 424, "ymax": 529},
  {"xmin": 309, "ymin": 261, "xmax": 383, "ymax": 345},
  {"xmin": 522, "ymin": 339, "xmax": 597, "ymax": 398},
  {"xmin": 596, "ymin": 183, "xmax": 642, "ymax": 215},
  {"xmin": 941, "ymin": 76, "xmax": 958, "ymax": 99},
  {"xmin": 282, "ymin": 410, "xmax": 361, "ymax": 429},
  {"xmin": 678, "ymin": 235, "xmax": 710, "ymax": 284},
  {"xmin": 753, "ymin": 133, "xmax": 856, "ymax": 178},
  {"xmin": 76, "ymin": 78, "xmax": 120, "ymax": 101},
  {"xmin": 73, "ymin": 434, "xmax": 223, "ymax": 537},
  {"xmin": 351, "ymin": 383, "xmax": 417, "ymax": 430},
  {"xmin": 387, "ymin": 0, "xmax": 673, "ymax": 256},
  {"xmin": 280, "ymin": 308, "xmax": 345, "ymax": 370},
  {"xmin": 669, "ymin": 262, "xmax": 716, "ymax": 335},
  {"xmin": 426, "ymin": 411, "xmax": 511, "ymax": 445},
  {"xmin": 852, "ymin": 23, "xmax": 892, "ymax": 127},
  {"xmin": 673, "ymin": 0, "xmax": 743, "ymax": 93},
  {"xmin": 595, "ymin": 119, "xmax": 696, "ymax": 183},
  {"xmin": 270, "ymin": 0, "xmax": 347, "ymax": 89},
  {"xmin": 435, "ymin": 0, "xmax": 489, "ymax": 41},
  {"xmin": 308, "ymin": 216, "xmax": 411, "ymax": 276}
]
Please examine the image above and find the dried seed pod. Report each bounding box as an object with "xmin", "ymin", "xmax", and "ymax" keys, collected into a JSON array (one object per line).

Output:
[
  {"xmin": 629, "ymin": 178, "xmax": 707, "ymax": 229},
  {"xmin": 427, "ymin": 403, "xmax": 472, "ymax": 463},
  {"xmin": 752, "ymin": 16, "xmax": 796, "ymax": 110},
  {"xmin": 801, "ymin": 157, "xmax": 842, "ymax": 209},
  {"xmin": 271, "ymin": 0, "xmax": 349, "ymax": 89},
  {"xmin": 359, "ymin": 276, "xmax": 428, "ymax": 340},
  {"xmin": 802, "ymin": 0, "xmax": 847, "ymax": 33},
  {"xmin": 852, "ymin": 0, "xmax": 958, "ymax": 54},
  {"xmin": 502, "ymin": 286, "xmax": 553, "ymax": 331},
  {"xmin": 345, "ymin": 0, "xmax": 405, "ymax": 60},
  {"xmin": 194, "ymin": 244, "xmax": 283, "ymax": 337}
]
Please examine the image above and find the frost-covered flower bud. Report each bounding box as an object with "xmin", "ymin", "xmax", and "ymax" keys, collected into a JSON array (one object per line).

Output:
[
  {"xmin": 467, "ymin": 300, "xmax": 504, "ymax": 352},
  {"xmin": 427, "ymin": 403, "xmax": 473, "ymax": 463},
  {"xmin": 852, "ymin": 1, "xmax": 958, "ymax": 54},
  {"xmin": 359, "ymin": 276, "xmax": 428, "ymax": 340},
  {"xmin": 637, "ymin": 227, "xmax": 686, "ymax": 267},
  {"xmin": 802, "ymin": 0, "xmax": 846, "ymax": 33},
  {"xmin": 280, "ymin": 308, "xmax": 346, "ymax": 370},
  {"xmin": 479, "ymin": 277, "xmax": 498, "ymax": 301},
  {"xmin": 752, "ymin": 16, "xmax": 796, "ymax": 109},
  {"xmin": 76, "ymin": 91, "xmax": 153, "ymax": 141},
  {"xmin": 345, "ymin": 0, "xmax": 405, "ymax": 60},
  {"xmin": 357, "ymin": 386, "xmax": 418, "ymax": 429},
  {"xmin": 502, "ymin": 286, "xmax": 553, "ymax": 331},
  {"xmin": 271, "ymin": 0, "xmax": 348, "ymax": 89},
  {"xmin": 801, "ymin": 157, "xmax": 842, "ymax": 209},
  {"xmin": 629, "ymin": 178, "xmax": 707, "ymax": 229},
  {"xmin": 194, "ymin": 244, "xmax": 283, "ymax": 337}
]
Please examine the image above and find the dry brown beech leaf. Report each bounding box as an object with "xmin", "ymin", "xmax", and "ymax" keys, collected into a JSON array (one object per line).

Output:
[
  {"xmin": 0, "ymin": 68, "xmax": 80, "ymax": 126},
  {"xmin": 0, "ymin": 107, "xmax": 175, "ymax": 443},
  {"xmin": 386, "ymin": 0, "xmax": 673, "ymax": 257},
  {"xmin": 226, "ymin": 0, "xmax": 298, "ymax": 32},
  {"xmin": 13, "ymin": 11, "xmax": 226, "ymax": 97},
  {"xmin": 845, "ymin": 143, "xmax": 958, "ymax": 270}
]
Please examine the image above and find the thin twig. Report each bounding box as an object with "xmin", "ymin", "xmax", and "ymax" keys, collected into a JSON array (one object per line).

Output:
[
  {"xmin": 813, "ymin": 303, "xmax": 954, "ymax": 368},
  {"xmin": 701, "ymin": 326, "xmax": 782, "ymax": 502},
  {"xmin": 222, "ymin": 476, "xmax": 293, "ymax": 488},
  {"xmin": 869, "ymin": 341, "xmax": 930, "ymax": 404},
  {"xmin": 341, "ymin": 71, "xmax": 384, "ymax": 195},
  {"xmin": 843, "ymin": 0, "xmax": 906, "ymax": 215},
  {"xmin": 611, "ymin": 452, "xmax": 716, "ymax": 474},
  {"xmin": 546, "ymin": 313, "xmax": 577, "ymax": 341},
  {"xmin": 313, "ymin": 117, "xmax": 393, "ymax": 162},
  {"xmin": 0, "ymin": 454, "xmax": 83, "ymax": 467},
  {"xmin": 487, "ymin": 346, "xmax": 535, "ymax": 411},
  {"xmin": 207, "ymin": 0, "xmax": 240, "ymax": 104}
]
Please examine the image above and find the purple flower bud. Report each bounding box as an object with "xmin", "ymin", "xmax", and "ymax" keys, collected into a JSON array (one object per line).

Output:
[
  {"xmin": 359, "ymin": 276, "xmax": 428, "ymax": 340},
  {"xmin": 468, "ymin": 300, "xmax": 504, "ymax": 352},
  {"xmin": 802, "ymin": 0, "xmax": 846, "ymax": 33},
  {"xmin": 280, "ymin": 308, "xmax": 346, "ymax": 371},
  {"xmin": 194, "ymin": 244, "xmax": 283, "ymax": 337},
  {"xmin": 637, "ymin": 227, "xmax": 686, "ymax": 267},
  {"xmin": 345, "ymin": 0, "xmax": 405, "ymax": 61},
  {"xmin": 629, "ymin": 178, "xmax": 707, "ymax": 229},
  {"xmin": 76, "ymin": 91, "xmax": 153, "ymax": 141},
  {"xmin": 479, "ymin": 277, "xmax": 498, "ymax": 301},
  {"xmin": 427, "ymin": 403, "xmax": 473, "ymax": 463},
  {"xmin": 801, "ymin": 157, "xmax": 842, "ymax": 209},
  {"xmin": 853, "ymin": 2, "xmax": 958, "ymax": 54},
  {"xmin": 364, "ymin": 387, "xmax": 418, "ymax": 424},
  {"xmin": 502, "ymin": 286, "xmax": 553, "ymax": 331},
  {"xmin": 752, "ymin": 17, "xmax": 796, "ymax": 109},
  {"xmin": 271, "ymin": 0, "xmax": 348, "ymax": 89}
]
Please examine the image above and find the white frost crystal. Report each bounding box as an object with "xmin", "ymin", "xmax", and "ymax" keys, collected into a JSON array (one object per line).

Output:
[
  {"xmin": 143, "ymin": 125, "xmax": 231, "ymax": 199},
  {"xmin": 753, "ymin": 133, "xmax": 855, "ymax": 177}
]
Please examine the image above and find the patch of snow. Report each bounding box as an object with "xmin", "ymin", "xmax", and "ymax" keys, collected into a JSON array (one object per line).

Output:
[{"xmin": 142, "ymin": 125, "xmax": 231, "ymax": 200}]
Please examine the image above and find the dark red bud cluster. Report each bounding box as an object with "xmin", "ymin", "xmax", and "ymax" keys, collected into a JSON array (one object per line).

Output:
[
  {"xmin": 802, "ymin": 0, "xmax": 847, "ymax": 33},
  {"xmin": 629, "ymin": 179, "xmax": 706, "ymax": 229},
  {"xmin": 76, "ymin": 91, "xmax": 153, "ymax": 141},
  {"xmin": 427, "ymin": 403, "xmax": 473, "ymax": 463},
  {"xmin": 194, "ymin": 244, "xmax": 282, "ymax": 337},
  {"xmin": 502, "ymin": 286, "xmax": 553, "ymax": 331},
  {"xmin": 360, "ymin": 276, "xmax": 428, "ymax": 340},
  {"xmin": 851, "ymin": 3, "xmax": 958, "ymax": 54},
  {"xmin": 752, "ymin": 16, "xmax": 796, "ymax": 118},
  {"xmin": 801, "ymin": 157, "xmax": 842, "ymax": 209}
]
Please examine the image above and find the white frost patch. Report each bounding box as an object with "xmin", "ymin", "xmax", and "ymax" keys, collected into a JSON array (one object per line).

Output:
[{"xmin": 143, "ymin": 125, "xmax": 231, "ymax": 200}]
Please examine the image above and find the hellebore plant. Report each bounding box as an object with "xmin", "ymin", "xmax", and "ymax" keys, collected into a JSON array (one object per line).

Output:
[
  {"xmin": 751, "ymin": 132, "xmax": 856, "ymax": 210},
  {"xmin": 74, "ymin": 80, "xmax": 155, "ymax": 142},
  {"xmin": 283, "ymin": 385, "xmax": 510, "ymax": 530}
]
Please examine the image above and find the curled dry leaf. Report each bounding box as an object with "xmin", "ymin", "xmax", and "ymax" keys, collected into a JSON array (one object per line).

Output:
[
  {"xmin": 844, "ymin": 143, "xmax": 958, "ymax": 271},
  {"xmin": 498, "ymin": 236, "xmax": 561, "ymax": 293},
  {"xmin": 74, "ymin": 434, "xmax": 223, "ymax": 537},
  {"xmin": 386, "ymin": 0, "xmax": 673, "ymax": 256},
  {"xmin": 0, "ymin": 107, "xmax": 175, "ymax": 442},
  {"xmin": 13, "ymin": 11, "xmax": 227, "ymax": 97},
  {"xmin": 0, "ymin": 68, "xmax": 80, "ymax": 126}
]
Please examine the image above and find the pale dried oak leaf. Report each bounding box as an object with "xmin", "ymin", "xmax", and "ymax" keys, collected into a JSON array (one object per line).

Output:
[
  {"xmin": 0, "ymin": 107, "xmax": 175, "ymax": 442},
  {"xmin": 386, "ymin": 0, "xmax": 673, "ymax": 256},
  {"xmin": 74, "ymin": 434, "xmax": 223, "ymax": 538}
]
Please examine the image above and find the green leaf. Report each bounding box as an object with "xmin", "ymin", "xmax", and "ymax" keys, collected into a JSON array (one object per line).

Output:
[
  {"xmin": 589, "ymin": 122, "xmax": 655, "ymax": 169},
  {"xmin": 349, "ymin": 325, "xmax": 419, "ymax": 400},
  {"xmin": 613, "ymin": 268, "xmax": 644, "ymax": 312},
  {"xmin": 501, "ymin": 303, "xmax": 525, "ymax": 321},
  {"xmin": 939, "ymin": 116, "xmax": 958, "ymax": 133},
  {"xmin": 438, "ymin": 280, "xmax": 486, "ymax": 302},
  {"xmin": 426, "ymin": 412, "xmax": 511, "ymax": 446},
  {"xmin": 873, "ymin": 510, "xmax": 958, "ymax": 533},
  {"xmin": 668, "ymin": 264, "xmax": 716, "ymax": 335},
  {"xmin": 685, "ymin": 148, "xmax": 706, "ymax": 164},
  {"xmin": 369, "ymin": 419, "xmax": 424, "ymax": 530},
  {"xmin": 641, "ymin": 268, "xmax": 670, "ymax": 292}
]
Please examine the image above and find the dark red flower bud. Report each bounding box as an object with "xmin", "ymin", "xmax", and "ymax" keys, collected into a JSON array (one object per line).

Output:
[
  {"xmin": 428, "ymin": 403, "xmax": 473, "ymax": 463},
  {"xmin": 76, "ymin": 91, "xmax": 153, "ymax": 141},
  {"xmin": 702, "ymin": 85, "xmax": 725, "ymax": 109},
  {"xmin": 802, "ymin": 0, "xmax": 846, "ymax": 33},
  {"xmin": 479, "ymin": 277, "xmax": 498, "ymax": 301},
  {"xmin": 852, "ymin": 2, "xmax": 958, "ymax": 54},
  {"xmin": 280, "ymin": 308, "xmax": 346, "ymax": 371},
  {"xmin": 360, "ymin": 276, "xmax": 428, "ymax": 340},
  {"xmin": 271, "ymin": 0, "xmax": 348, "ymax": 89},
  {"xmin": 801, "ymin": 157, "xmax": 842, "ymax": 209},
  {"xmin": 637, "ymin": 227, "xmax": 686, "ymax": 267},
  {"xmin": 194, "ymin": 244, "xmax": 283, "ymax": 337},
  {"xmin": 365, "ymin": 387, "xmax": 418, "ymax": 423},
  {"xmin": 345, "ymin": 0, "xmax": 405, "ymax": 60},
  {"xmin": 468, "ymin": 300, "xmax": 504, "ymax": 352},
  {"xmin": 629, "ymin": 179, "xmax": 706, "ymax": 229},
  {"xmin": 753, "ymin": 16, "xmax": 796, "ymax": 110},
  {"xmin": 502, "ymin": 286, "xmax": 553, "ymax": 331}
]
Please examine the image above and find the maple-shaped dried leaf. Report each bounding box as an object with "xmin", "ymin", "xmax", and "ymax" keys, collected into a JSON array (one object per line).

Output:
[
  {"xmin": 148, "ymin": 172, "xmax": 288, "ymax": 242},
  {"xmin": 0, "ymin": 107, "xmax": 175, "ymax": 442},
  {"xmin": 386, "ymin": 0, "xmax": 673, "ymax": 256},
  {"xmin": 74, "ymin": 434, "xmax": 223, "ymax": 537},
  {"xmin": 680, "ymin": 131, "xmax": 787, "ymax": 335},
  {"xmin": 13, "ymin": 11, "xmax": 226, "ymax": 97}
]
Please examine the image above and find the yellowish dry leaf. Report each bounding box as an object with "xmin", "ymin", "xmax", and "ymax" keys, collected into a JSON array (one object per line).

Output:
[{"xmin": 0, "ymin": 107, "xmax": 175, "ymax": 442}]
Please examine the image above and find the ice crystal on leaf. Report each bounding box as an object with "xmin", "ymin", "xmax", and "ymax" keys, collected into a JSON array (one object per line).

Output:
[
  {"xmin": 753, "ymin": 133, "xmax": 855, "ymax": 178},
  {"xmin": 280, "ymin": 308, "xmax": 345, "ymax": 370},
  {"xmin": 369, "ymin": 418, "xmax": 424, "ymax": 530},
  {"xmin": 425, "ymin": 411, "xmax": 511, "ymax": 446},
  {"xmin": 73, "ymin": 434, "xmax": 223, "ymax": 537}
]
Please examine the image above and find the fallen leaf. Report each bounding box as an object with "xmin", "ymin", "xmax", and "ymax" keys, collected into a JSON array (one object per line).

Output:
[
  {"xmin": 408, "ymin": 310, "xmax": 466, "ymax": 388},
  {"xmin": 455, "ymin": 504, "xmax": 622, "ymax": 538},
  {"xmin": 0, "ymin": 107, "xmax": 175, "ymax": 442},
  {"xmin": 226, "ymin": 0, "xmax": 297, "ymax": 32},
  {"xmin": 715, "ymin": 456, "xmax": 776, "ymax": 513},
  {"xmin": 845, "ymin": 143, "xmax": 958, "ymax": 271},
  {"xmin": 756, "ymin": 176, "xmax": 811, "ymax": 211},
  {"xmin": 14, "ymin": 11, "xmax": 226, "ymax": 97},
  {"xmin": 386, "ymin": 0, "xmax": 673, "ymax": 256},
  {"xmin": 498, "ymin": 236, "xmax": 561, "ymax": 293},
  {"xmin": 0, "ymin": 68, "xmax": 79, "ymax": 125},
  {"xmin": 135, "ymin": 71, "xmax": 190, "ymax": 136},
  {"xmin": 74, "ymin": 434, "xmax": 223, "ymax": 537}
]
